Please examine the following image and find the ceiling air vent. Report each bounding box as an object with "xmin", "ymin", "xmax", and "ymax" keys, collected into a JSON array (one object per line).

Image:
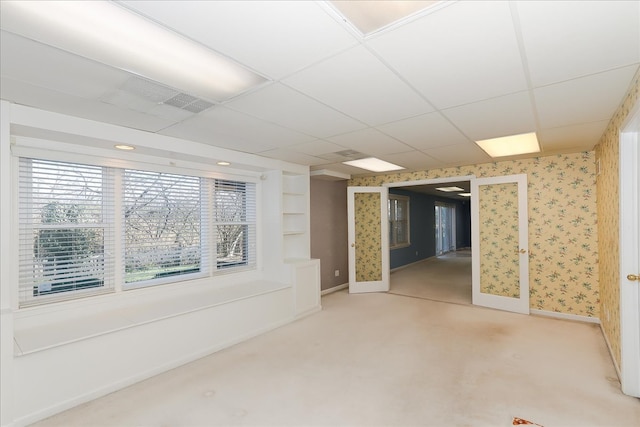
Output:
[
  {"xmin": 117, "ymin": 76, "xmax": 215, "ymax": 114},
  {"xmin": 335, "ymin": 149, "xmax": 365, "ymax": 159},
  {"xmin": 317, "ymin": 149, "xmax": 366, "ymax": 162}
]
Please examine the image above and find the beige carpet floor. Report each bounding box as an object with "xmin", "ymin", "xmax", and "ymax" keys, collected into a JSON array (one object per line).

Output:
[
  {"xmin": 33, "ymin": 290, "xmax": 639, "ymax": 426},
  {"xmin": 390, "ymin": 249, "xmax": 472, "ymax": 305}
]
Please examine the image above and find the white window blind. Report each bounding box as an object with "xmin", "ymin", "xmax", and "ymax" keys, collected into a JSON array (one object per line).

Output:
[
  {"xmin": 213, "ymin": 179, "xmax": 256, "ymax": 270},
  {"xmin": 18, "ymin": 156, "xmax": 259, "ymax": 305},
  {"xmin": 18, "ymin": 158, "xmax": 115, "ymax": 306},
  {"xmin": 123, "ymin": 170, "xmax": 204, "ymax": 285}
]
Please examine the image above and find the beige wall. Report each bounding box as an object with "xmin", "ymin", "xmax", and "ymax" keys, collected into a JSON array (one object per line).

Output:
[
  {"xmin": 310, "ymin": 179, "xmax": 349, "ymax": 291},
  {"xmin": 350, "ymin": 152, "xmax": 599, "ymax": 317},
  {"xmin": 595, "ymin": 68, "xmax": 640, "ymax": 368}
]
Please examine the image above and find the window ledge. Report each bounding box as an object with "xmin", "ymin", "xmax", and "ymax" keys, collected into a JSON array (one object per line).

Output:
[
  {"xmin": 14, "ymin": 280, "xmax": 290, "ymax": 356},
  {"xmin": 390, "ymin": 243, "xmax": 411, "ymax": 250}
]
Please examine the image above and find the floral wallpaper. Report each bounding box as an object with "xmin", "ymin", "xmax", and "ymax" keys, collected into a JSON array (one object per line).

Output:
[
  {"xmin": 350, "ymin": 151, "xmax": 598, "ymax": 317},
  {"xmin": 595, "ymin": 68, "xmax": 640, "ymax": 368},
  {"xmin": 354, "ymin": 192, "xmax": 382, "ymax": 282},
  {"xmin": 479, "ymin": 182, "xmax": 520, "ymax": 298}
]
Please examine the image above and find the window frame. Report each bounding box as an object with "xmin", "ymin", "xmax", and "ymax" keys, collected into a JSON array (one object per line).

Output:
[
  {"xmin": 16, "ymin": 152, "xmax": 260, "ymax": 306},
  {"xmin": 388, "ymin": 194, "xmax": 410, "ymax": 249},
  {"xmin": 17, "ymin": 158, "xmax": 116, "ymax": 306}
]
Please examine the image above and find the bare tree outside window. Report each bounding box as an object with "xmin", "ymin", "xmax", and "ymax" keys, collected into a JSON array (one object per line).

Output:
[
  {"xmin": 214, "ymin": 180, "xmax": 254, "ymax": 269},
  {"xmin": 124, "ymin": 170, "xmax": 202, "ymax": 283}
]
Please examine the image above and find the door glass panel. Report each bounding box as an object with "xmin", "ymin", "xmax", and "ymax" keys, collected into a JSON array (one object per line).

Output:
[
  {"xmin": 435, "ymin": 204, "xmax": 455, "ymax": 255},
  {"xmin": 354, "ymin": 192, "xmax": 382, "ymax": 282},
  {"xmin": 478, "ymin": 182, "xmax": 520, "ymax": 298}
]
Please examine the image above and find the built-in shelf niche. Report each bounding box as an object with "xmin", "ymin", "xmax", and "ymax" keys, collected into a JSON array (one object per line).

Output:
[{"xmin": 282, "ymin": 173, "xmax": 310, "ymax": 261}]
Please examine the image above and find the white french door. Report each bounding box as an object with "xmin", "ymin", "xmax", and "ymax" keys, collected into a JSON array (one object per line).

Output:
[
  {"xmin": 620, "ymin": 104, "xmax": 640, "ymax": 397},
  {"xmin": 347, "ymin": 187, "xmax": 389, "ymax": 293},
  {"xmin": 471, "ymin": 174, "xmax": 529, "ymax": 314}
]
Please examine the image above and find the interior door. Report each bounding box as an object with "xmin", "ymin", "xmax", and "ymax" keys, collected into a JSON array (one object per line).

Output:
[
  {"xmin": 471, "ymin": 174, "xmax": 529, "ymax": 314},
  {"xmin": 620, "ymin": 105, "xmax": 640, "ymax": 397},
  {"xmin": 347, "ymin": 186, "xmax": 389, "ymax": 293}
]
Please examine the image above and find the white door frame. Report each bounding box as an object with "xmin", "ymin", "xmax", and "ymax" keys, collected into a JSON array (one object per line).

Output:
[
  {"xmin": 347, "ymin": 186, "xmax": 389, "ymax": 293},
  {"xmin": 620, "ymin": 103, "xmax": 640, "ymax": 397},
  {"xmin": 471, "ymin": 174, "xmax": 530, "ymax": 314}
]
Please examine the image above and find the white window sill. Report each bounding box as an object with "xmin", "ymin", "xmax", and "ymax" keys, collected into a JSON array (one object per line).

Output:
[
  {"xmin": 390, "ymin": 243, "xmax": 411, "ymax": 250},
  {"xmin": 13, "ymin": 280, "xmax": 290, "ymax": 356}
]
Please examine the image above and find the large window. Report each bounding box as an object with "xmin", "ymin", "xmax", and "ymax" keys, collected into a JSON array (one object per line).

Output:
[
  {"xmin": 388, "ymin": 194, "xmax": 410, "ymax": 249},
  {"xmin": 18, "ymin": 158, "xmax": 257, "ymax": 306}
]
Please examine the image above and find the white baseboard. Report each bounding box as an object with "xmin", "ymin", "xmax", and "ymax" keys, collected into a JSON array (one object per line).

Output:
[
  {"xmin": 530, "ymin": 309, "xmax": 600, "ymax": 324},
  {"xmin": 321, "ymin": 283, "xmax": 348, "ymax": 296},
  {"xmin": 294, "ymin": 306, "xmax": 322, "ymax": 320},
  {"xmin": 600, "ymin": 323, "xmax": 622, "ymax": 381}
]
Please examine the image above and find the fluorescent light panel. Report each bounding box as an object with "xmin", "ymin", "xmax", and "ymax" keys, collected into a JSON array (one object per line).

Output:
[
  {"xmin": 435, "ymin": 186, "xmax": 465, "ymax": 192},
  {"xmin": 459, "ymin": 193, "xmax": 471, "ymax": 197},
  {"xmin": 330, "ymin": 1, "xmax": 442, "ymax": 35},
  {"xmin": 0, "ymin": 1, "xmax": 266, "ymax": 102},
  {"xmin": 475, "ymin": 132, "xmax": 541, "ymax": 158},
  {"xmin": 343, "ymin": 157, "xmax": 405, "ymax": 172}
]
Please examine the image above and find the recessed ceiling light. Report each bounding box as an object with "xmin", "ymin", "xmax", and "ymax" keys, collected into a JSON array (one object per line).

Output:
[
  {"xmin": 114, "ymin": 144, "xmax": 135, "ymax": 151},
  {"xmin": 342, "ymin": 157, "xmax": 405, "ymax": 172},
  {"xmin": 330, "ymin": 1, "xmax": 444, "ymax": 35},
  {"xmin": 459, "ymin": 193, "xmax": 472, "ymax": 197},
  {"xmin": 1, "ymin": 1, "xmax": 266, "ymax": 102},
  {"xmin": 475, "ymin": 132, "xmax": 541, "ymax": 158},
  {"xmin": 217, "ymin": 161, "xmax": 231, "ymax": 166},
  {"xmin": 435, "ymin": 186, "xmax": 465, "ymax": 192}
]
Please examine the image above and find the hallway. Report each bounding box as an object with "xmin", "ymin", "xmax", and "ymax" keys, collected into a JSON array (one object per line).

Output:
[{"xmin": 390, "ymin": 249, "xmax": 472, "ymax": 305}]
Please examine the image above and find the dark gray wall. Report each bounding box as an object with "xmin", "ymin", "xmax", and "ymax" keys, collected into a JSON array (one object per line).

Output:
[
  {"xmin": 389, "ymin": 188, "xmax": 471, "ymax": 270},
  {"xmin": 310, "ymin": 179, "xmax": 348, "ymax": 291}
]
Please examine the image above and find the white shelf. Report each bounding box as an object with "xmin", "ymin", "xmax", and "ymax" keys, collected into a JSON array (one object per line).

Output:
[{"xmin": 281, "ymin": 174, "xmax": 310, "ymax": 261}]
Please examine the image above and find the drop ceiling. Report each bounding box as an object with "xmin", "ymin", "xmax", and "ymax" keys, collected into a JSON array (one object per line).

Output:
[{"xmin": 1, "ymin": 1, "xmax": 638, "ymax": 176}]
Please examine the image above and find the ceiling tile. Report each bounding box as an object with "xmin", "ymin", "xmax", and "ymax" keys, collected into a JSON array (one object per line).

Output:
[
  {"xmin": 283, "ymin": 45, "xmax": 434, "ymax": 126},
  {"xmin": 311, "ymin": 162, "xmax": 374, "ymax": 176},
  {"xmin": 442, "ymin": 91, "xmax": 536, "ymax": 141},
  {"xmin": 121, "ymin": 1, "xmax": 358, "ymax": 80},
  {"xmin": 288, "ymin": 140, "xmax": 347, "ymax": 156},
  {"xmin": 538, "ymin": 120, "xmax": 609, "ymax": 153},
  {"xmin": 517, "ymin": 1, "xmax": 640, "ymax": 87},
  {"xmin": 225, "ymin": 83, "xmax": 367, "ymax": 138},
  {"xmin": 1, "ymin": 31, "xmax": 129, "ymax": 99},
  {"xmin": 160, "ymin": 107, "xmax": 314, "ymax": 153},
  {"xmin": 367, "ymin": 0, "xmax": 528, "ymax": 109},
  {"xmin": 535, "ymin": 65, "xmax": 639, "ymax": 129},
  {"xmin": 423, "ymin": 143, "xmax": 492, "ymax": 166},
  {"xmin": 258, "ymin": 148, "xmax": 327, "ymax": 166},
  {"xmin": 377, "ymin": 112, "xmax": 469, "ymax": 149},
  {"xmin": 379, "ymin": 151, "xmax": 442, "ymax": 171},
  {"xmin": 327, "ymin": 128, "xmax": 414, "ymax": 156},
  {"xmin": 1, "ymin": 77, "xmax": 178, "ymax": 133}
]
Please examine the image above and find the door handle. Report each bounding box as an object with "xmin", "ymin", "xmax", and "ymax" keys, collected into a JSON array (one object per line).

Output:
[{"xmin": 627, "ymin": 274, "xmax": 640, "ymax": 281}]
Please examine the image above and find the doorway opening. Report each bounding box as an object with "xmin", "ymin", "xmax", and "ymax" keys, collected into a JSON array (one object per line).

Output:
[{"xmin": 387, "ymin": 178, "xmax": 472, "ymax": 305}]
